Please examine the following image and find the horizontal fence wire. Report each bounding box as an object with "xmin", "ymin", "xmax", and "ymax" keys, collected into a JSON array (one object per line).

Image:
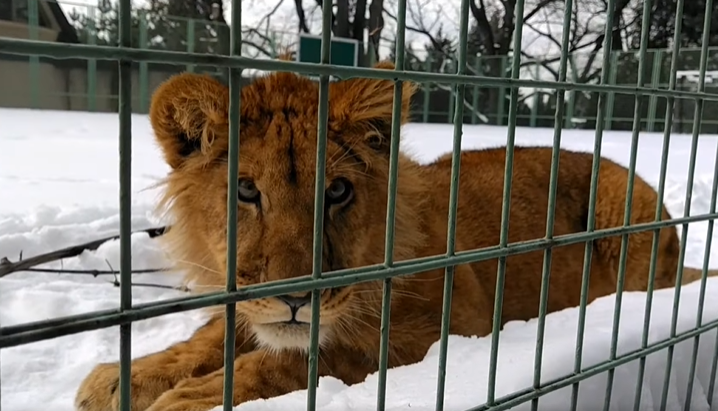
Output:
[
  {"xmin": 3, "ymin": 212, "xmax": 718, "ymax": 349},
  {"xmin": 2, "ymin": 39, "xmax": 718, "ymax": 102},
  {"xmin": 466, "ymin": 319, "xmax": 718, "ymax": 411}
]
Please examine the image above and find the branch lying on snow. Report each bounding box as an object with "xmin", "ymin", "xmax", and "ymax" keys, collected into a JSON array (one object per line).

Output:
[
  {"xmin": 15, "ymin": 267, "xmax": 165, "ymax": 275},
  {"xmin": 108, "ymin": 280, "xmax": 190, "ymax": 292},
  {"xmin": 0, "ymin": 225, "xmax": 169, "ymax": 278}
]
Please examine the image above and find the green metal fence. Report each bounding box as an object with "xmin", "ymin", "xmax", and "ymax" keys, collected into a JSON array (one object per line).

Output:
[{"xmin": 1, "ymin": 0, "xmax": 718, "ymax": 410}]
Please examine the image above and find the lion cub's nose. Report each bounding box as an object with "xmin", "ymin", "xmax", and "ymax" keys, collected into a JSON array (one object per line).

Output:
[{"xmin": 277, "ymin": 293, "xmax": 312, "ymax": 310}]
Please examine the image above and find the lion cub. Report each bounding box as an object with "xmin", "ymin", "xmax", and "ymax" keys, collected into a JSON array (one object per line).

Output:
[{"xmin": 75, "ymin": 61, "xmax": 707, "ymax": 411}]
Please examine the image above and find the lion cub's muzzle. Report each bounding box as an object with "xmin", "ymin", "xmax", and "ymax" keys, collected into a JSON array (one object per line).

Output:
[{"xmin": 275, "ymin": 293, "xmax": 312, "ymax": 324}]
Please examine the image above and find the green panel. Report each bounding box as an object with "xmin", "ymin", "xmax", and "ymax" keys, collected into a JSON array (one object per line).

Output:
[{"xmin": 298, "ymin": 34, "xmax": 358, "ymax": 67}]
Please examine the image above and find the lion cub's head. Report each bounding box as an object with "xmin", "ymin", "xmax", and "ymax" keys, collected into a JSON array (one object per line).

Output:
[{"xmin": 149, "ymin": 62, "xmax": 427, "ymax": 351}]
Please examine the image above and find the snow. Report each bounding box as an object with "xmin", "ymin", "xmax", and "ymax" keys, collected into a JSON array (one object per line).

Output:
[{"xmin": 2, "ymin": 107, "xmax": 718, "ymax": 411}]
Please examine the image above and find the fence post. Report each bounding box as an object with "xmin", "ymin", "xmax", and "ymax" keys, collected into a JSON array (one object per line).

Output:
[
  {"xmin": 647, "ymin": 49, "xmax": 663, "ymax": 132},
  {"xmin": 186, "ymin": 19, "xmax": 195, "ymax": 73},
  {"xmin": 423, "ymin": 54, "xmax": 431, "ymax": 123},
  {"xmin": 471, "ymin": 56, "xmax": 481, "ymax": 124},
  {"xmin": 604, "ymin": 51, "xmax": 619, "ymax": 130},
  {"xmin": 497, "ymin": 55, "xmax": 507, "ymax": 125},
  {"xmin": 87, "ymin": 5, "xmax": 97, "ymax": 112},
  {"xmin": 139, "ymin": 10, "xmax": 149, "ymax": 113},
  {"xmin": 270, "ymin": 30, "xmax": 277, "ymax": 58},
  {"xmin": 565, "ymin": 54, "xmax": 576, "ymax": 129},
  {"xmin": 28, "ymin": 0, "xmax": 40, "ymax": 109},
  {"xmin": 530, "ymin": 62, "xmax": 540, "ymax": 127},
  {"xmin": 447, "ymin": 59, "xmax": 455, "ymax": 124}
]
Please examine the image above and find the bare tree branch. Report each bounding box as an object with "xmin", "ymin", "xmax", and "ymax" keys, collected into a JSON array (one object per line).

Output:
[
  {"xmin": 294, "ymin": 0, "xmax": 310, "ymax": 33},
  {"xmin": 0, "ymin": 226, "xmax": 169, "ymax": 277},
  {"xmin": 15, "ymin": 267, "xmax": 166, "ymax": 275},
  {"xmin": 242, "ymin": 27, "xmax": 277, "ymax": 57}
]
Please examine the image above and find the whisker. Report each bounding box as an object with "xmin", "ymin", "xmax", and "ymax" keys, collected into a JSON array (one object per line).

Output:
[{"xmin": 175, "ymin": 259, "xmax": 224, "ymax": 275}]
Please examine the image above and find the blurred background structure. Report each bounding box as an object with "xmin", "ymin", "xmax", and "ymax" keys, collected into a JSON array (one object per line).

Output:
[{"xmin": 0, "ymin": 0, "xmax": 717, "ymax": 133}]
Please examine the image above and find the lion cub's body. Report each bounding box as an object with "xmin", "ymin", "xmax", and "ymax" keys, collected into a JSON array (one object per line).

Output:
[
  {"xmin": 75, "ymin": 64, "xmax": 705, "ymax": 411},
  {"xmin": 423, "ymin": 147, "xmax": 680, "ymax": 323}
]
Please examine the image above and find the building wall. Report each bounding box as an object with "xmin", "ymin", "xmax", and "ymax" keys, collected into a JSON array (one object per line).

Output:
[
  {"xmin": 0, "ymin": 55, "xmax": 193, "ymax": 113},
  {"xmin": 0, "ymin": 19, "xmax": 58, "ymax": 41}
]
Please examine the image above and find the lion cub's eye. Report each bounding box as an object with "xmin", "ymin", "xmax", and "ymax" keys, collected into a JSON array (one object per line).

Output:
[
  {"xmin": 237, "ymin": 179, "xmax": 260, "ymax": 203},
  {"xmin": 326, "ymin": 178, "xmax": 353, "ymax": 205}
]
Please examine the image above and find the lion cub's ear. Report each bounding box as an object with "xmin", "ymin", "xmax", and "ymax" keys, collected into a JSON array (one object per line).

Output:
[
  {"xmin": 149, "ymin": 73, "xmax": 229, "ymax": 169},
  {"xmin": 329, "ymin": 61, "xmax": 417, "ymax": 155}
]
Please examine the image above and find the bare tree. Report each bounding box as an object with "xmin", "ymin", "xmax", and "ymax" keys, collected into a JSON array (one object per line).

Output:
[{"xmin": 379, "ymin": 0, "xmax": 640, "ymax": 124}]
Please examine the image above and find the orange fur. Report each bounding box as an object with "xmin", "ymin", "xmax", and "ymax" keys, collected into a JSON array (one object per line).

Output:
[{"xmin": 75, "ymin": 62, "xmax": 718, "ymax": 411}]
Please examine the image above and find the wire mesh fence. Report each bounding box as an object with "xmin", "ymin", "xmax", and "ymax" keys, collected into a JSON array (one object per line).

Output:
[{"xmin": 1, "ymin": 0, "xmax": 718, "ymax": 410}]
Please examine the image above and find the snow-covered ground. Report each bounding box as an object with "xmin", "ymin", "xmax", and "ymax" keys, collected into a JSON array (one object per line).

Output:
[{"xmin": 2, "ymin": 107, "xmax": 718, "ymax": 411}]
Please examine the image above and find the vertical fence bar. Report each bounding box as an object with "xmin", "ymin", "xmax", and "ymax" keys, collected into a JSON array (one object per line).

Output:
[
  {"xmin": 306, "ymin": 2, "xmax": 334, "ymax": 410},
  {"xmin": 569, "ymin": 0, "xmax": 618, "ymax": 407},
  {"xmin": 117, "ymin": 0, "xmax": 133, "ymax": 408},
  {"xmin": 221, "ymin": 1, "xmax": 242, "ymax": 410},
  {"xmin": 447, "ymin": 60, "xmax": 456, "ymax": 124},
  {"xmin": 139, "ymin": 10, "xmax": 149, "ymax": 114},
  {"xmin": 647, "ymin": 50, "xmax": 663, "ymax": 132},
  {"xmin": 660, "ymin": 2, "xmax": 714, "ymax": 410},
  {"xmin": 530, "ymin": 0, "xmax": 574, "ymax": 409},
  {"xmin": 472, "ymin": 56, "xmax": 481, "ymax": 124},
  {"xmin": 87, "ymin": 5, "xmax": 97, "ymax": 112},
  {"xmin": 564, "ymin": 55, "xmax": 576, "ymax": 129},
  {"xmin": 604, "ymin": 52, "xmax": 619, "ymax": 130},
  {"xmin": 423, "ymin": 55, "xmax": 432, "ymax": 123},
  {"xmin": 186, "ymin": 19, "xmax": 196, "ymax": 73},
  {"xmin": 434, "ymin": 0, "xmax": 471, "ymax": 408},
  {"xmin": 496, "ymin": 56, "xmax": 507, "ymax": 126},
  {"xmin": 631, "ymin": 4, "xmax": 685, "ymax": 411},
  {"xmin": 28, "ymin": 0, "xmax": 39, "ymax": 108},
  {"xmin": 270, "ymin": 31, "xmax": 277, "ymax": 58},
  {"xmin": 375, "ymin": 0, "xmax": 408, "ymax": 408},
  {"xmin": 486, "ymin": 1, "xmax": 525, "ymax": 405},
  {"xmin": 530, "ymin": 63, "xmax": 540, "ymax": 128},
  {"xmin": 602, "ymin": 1, "xmax": 654, "ymax": 408}
]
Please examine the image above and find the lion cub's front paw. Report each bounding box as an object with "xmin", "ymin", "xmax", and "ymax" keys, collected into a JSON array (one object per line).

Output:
[
  {"xmin": 75, "ymin": 362, "xmax": 176, "ymax": 411},
  {"xmin": 145, "ymin": 375, "xmax": 225, "ymax": 411}
]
